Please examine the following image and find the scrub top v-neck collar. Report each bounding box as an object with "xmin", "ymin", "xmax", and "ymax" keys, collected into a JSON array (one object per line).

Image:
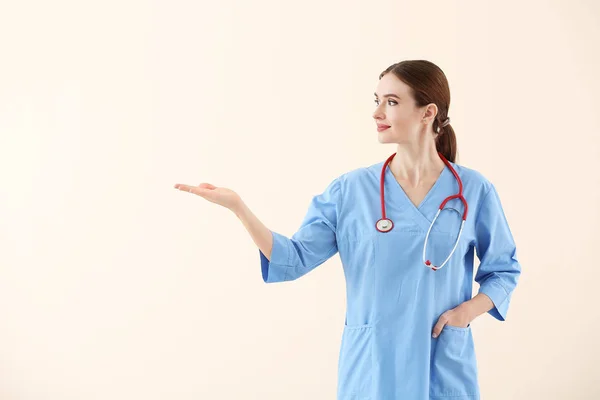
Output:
[{"xmin": 383, "ymin": 162, "xmax": 450, "ymax": 232}]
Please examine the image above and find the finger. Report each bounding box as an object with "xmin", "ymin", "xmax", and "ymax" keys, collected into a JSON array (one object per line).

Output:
[
  {"xmin": 174, "ymin": 184, "xmax": 204, "ymax": 195},
  {"xmin": 198, "ymin": 183, "xmax": 216, "ymax": 190},
  {"xmin": 432, "ymin": 316, "xmax": 447, "ymax": 338},
  {"xmin": 174, "ymin": 184, "xmax": 192, "ymax": 191}
]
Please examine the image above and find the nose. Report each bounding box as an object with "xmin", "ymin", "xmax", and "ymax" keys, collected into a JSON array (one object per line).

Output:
[
  {"xmin": 372, "ymin": 102, "xmax": 385, "ymax": 120},
  {"xmin": 373, "ymin": 108, "xmax": 384, "ymax": 120}
]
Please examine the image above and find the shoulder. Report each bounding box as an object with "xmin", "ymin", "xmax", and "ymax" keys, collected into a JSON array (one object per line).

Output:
[
  {"xmin": 322, "ymin": 160, "xmax": 381, "ymax": 189},
  {"xmin": 447, "ymin": 160, "xmax": 495, "ymax": 199},
  {"xmin": 337, "ymin": 160, "xmax": 385, "ymax": 184},
  {"xmin": 321, "ymin": 161, "xmax": 382, "ymax": 206}
]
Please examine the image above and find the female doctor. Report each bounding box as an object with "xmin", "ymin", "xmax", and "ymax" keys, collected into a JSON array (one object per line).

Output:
[{"xmin": 174, "ymin": 59, "xmax": 521, "ymax": 400}]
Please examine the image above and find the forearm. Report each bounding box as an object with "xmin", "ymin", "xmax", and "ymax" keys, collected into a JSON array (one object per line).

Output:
[{"xmin": 232, "ymin": 202, "xmax": 274, "ymax": 261}]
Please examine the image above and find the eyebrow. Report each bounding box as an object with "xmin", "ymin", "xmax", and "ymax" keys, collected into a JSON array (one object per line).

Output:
[{"xmin": 374, "ymin": 92, "xmax": 400, "ymax": 99}]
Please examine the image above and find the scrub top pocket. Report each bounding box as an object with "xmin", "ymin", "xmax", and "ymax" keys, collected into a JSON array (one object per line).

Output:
[
  {"xmin": 337, "ymin": 324, "xmax": 373, "ymax": 400},
  {"xmin": 430, "ymin": 324, "xmax": 479, "ymax": 398}
]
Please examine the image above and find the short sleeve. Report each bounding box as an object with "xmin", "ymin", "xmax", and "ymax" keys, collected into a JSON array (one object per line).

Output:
[
  {"xmin": 259, "ymin": 176, "xmax": 342, "ymax": 283},
  {"xmin": 474, "ymin": 184, "xmax": 522, "ymax": 321}
]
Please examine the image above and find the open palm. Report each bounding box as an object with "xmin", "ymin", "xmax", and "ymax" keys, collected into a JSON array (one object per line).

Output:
[{"xmin": 174, "ymin": 182, "xmax": 242, "ymax": 211}]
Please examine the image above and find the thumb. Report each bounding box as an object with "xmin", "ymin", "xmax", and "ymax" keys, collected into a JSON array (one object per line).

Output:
[
  {"xmin": 198, "ymin": 183, "xmax": 217, "ymax": 190},
  {"xmin": 432, "ymin": 316, "xmax": 447, "ymax": 338}
]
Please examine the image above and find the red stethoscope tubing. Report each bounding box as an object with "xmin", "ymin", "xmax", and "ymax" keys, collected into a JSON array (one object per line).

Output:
[{"xmin": 376, "ymin": 151, "xmax": 468, "ymax": 271}]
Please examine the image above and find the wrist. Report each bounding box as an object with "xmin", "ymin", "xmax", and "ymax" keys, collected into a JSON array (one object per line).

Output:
[
  {"xmin": 231, "ymin": 201, "xmax": 248, "ymax": 218},
  {"xmin": 463, "ymin": 293, "xmax": 494, "ymax": 321},
  {"xmin": 462, "ymin": 300, "xmax": 479, "ymax": 322}
]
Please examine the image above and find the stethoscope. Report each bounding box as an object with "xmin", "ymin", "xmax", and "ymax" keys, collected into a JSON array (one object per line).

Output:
[{"xmin": 375, "ymin": 152, "xmax": 469, "ymax": 271}]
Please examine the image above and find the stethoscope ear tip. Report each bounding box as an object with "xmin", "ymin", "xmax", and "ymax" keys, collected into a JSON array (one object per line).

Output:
[{"xmin": 424, "ymin": 260, "xmax": 438, "ymax": 271}]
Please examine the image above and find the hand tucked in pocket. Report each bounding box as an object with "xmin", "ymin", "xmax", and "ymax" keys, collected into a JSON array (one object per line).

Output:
[{"xmin": 432, "ymin": 302, "xmax": 474, "ymax": 338}]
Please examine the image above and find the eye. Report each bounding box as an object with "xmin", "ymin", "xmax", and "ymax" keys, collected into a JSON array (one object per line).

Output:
[{"xmin": 374, "ymin": 99, "xmax": 397, "ymax": 106}]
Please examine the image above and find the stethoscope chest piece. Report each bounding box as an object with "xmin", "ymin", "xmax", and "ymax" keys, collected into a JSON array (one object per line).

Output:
[{"xmin": 376, "ymin": 218, "xmax": 394, "ymax": 232}]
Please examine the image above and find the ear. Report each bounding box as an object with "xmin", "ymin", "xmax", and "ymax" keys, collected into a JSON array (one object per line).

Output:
[{"xmin": 421, "ymin": 103, "xmax": 438, "ymax": 124}]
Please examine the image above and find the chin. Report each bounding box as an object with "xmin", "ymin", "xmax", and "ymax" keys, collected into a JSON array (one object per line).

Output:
[{"xmin": 377, "ymin": 131, "xmax": 401, "ymax": 144}]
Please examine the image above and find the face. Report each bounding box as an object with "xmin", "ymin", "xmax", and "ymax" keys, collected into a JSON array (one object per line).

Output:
[{"xmin": 373, "ymin": 73, "xmax": 436, "ymax": 144}]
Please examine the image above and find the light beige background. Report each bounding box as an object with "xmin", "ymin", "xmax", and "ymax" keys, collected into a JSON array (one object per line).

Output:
[{"xmin": 1, "ymin": 0, "xmax": 599, "ymax": 399}]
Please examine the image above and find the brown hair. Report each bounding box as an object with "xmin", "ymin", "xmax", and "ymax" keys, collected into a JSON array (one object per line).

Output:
[{"xmin": 378, "ymin": 60, "xmax": 457, "ymax": 163}]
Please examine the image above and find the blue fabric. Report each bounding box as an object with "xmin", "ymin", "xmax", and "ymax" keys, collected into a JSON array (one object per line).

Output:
[{"xmin": 259, "ymin": 160, "xmax": 521, "ymax": 400}]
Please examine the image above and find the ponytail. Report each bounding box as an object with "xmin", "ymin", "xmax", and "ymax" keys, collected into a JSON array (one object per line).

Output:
[{"xmin": 435, "ymin": 122, "xmax": 457, "ymax": 163}]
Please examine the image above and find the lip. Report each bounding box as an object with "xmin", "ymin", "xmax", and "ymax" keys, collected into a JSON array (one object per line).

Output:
[{"xmin": 377, "ymin": 124, "xmax": 391, "ymax": 132}]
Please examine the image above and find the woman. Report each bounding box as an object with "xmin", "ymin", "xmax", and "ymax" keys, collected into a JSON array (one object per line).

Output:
[{"xmin": 174, "ymin": 60, "xmax": 521, "ymax": 400}]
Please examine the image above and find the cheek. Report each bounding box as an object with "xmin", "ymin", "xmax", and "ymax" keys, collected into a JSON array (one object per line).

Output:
[
  {"xmin": 387, "ymin": 120, "xmax": 420, "ymax": 141},
  {"xmin": 388, "ymin": 110, "xmax": 412, "ymax": 126},
  {"xmin": 389, "ymin": 117, "xmax": 414, "ymax": 131}
]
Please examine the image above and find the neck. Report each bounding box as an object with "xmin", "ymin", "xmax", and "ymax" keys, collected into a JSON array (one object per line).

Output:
[{"xmin": 388, "ymin": 142, "xmax": 446, "ymax": 187}]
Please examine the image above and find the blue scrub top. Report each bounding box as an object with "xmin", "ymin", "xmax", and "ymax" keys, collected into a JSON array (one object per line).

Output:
[{"xmin": 259, "ymin": 159, "xmax": 521, "ymax": 400}]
